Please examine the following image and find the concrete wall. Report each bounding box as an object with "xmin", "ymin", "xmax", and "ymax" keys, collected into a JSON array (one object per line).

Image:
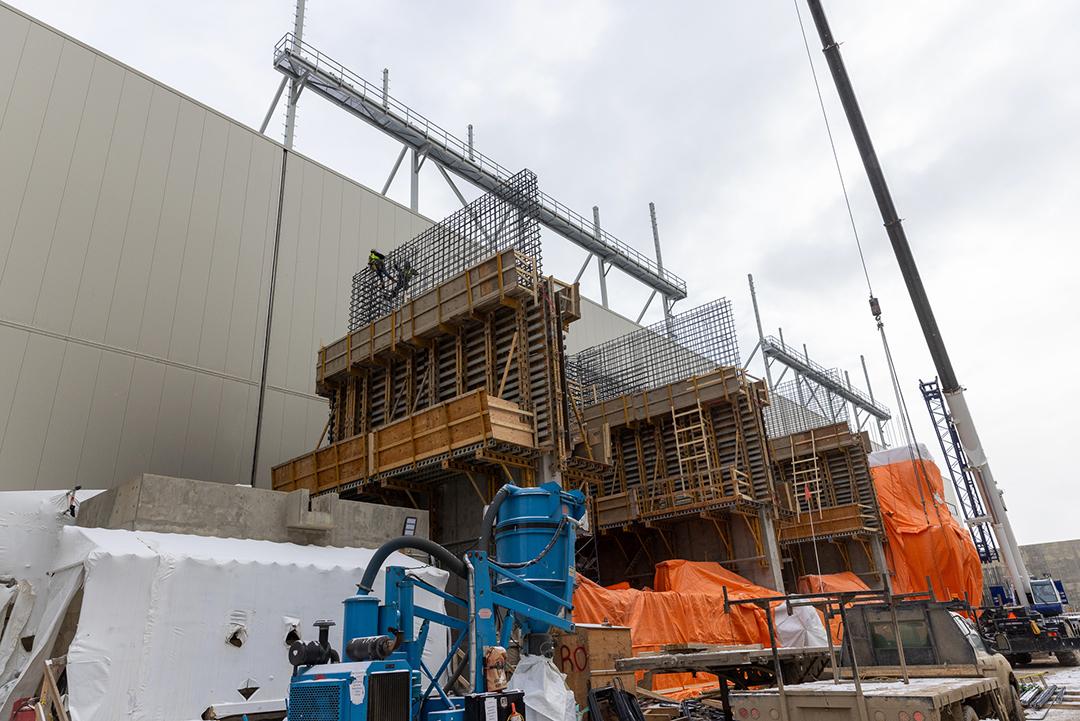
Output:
[
  {"xmin": 78, "ymin": 473, "xmax": 429, "ymax": 547},
  {"xmin": 1021, "ymin": 539, "xmax": 1080, "ymax": 610},
  {"xmin": 0, "ymin": 3, "xmax": 430, "ymax": 491}
]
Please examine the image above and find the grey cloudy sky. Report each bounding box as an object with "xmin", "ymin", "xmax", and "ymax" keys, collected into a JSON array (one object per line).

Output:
[{"xmin": 16, "ymin": 1, "xmax": 1079, "ymax": 545}]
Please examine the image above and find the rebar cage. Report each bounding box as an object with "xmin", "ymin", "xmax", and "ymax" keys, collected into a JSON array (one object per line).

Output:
[
  {"xmin": 568, "ymin": 298, "xmax": 740, "ymax": 406},
  {"xmin": 348, "ymin": 169, "xmax": 542, "ymax": 330},
  {"xmin": 764, "ymin": 377, "xmax": 850, "ymax": 439}
]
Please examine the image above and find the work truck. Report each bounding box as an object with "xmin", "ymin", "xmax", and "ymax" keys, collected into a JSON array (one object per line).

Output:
[{"xmin": 730, "ymin": 601, "xmax": 1024, "ymax": 721}]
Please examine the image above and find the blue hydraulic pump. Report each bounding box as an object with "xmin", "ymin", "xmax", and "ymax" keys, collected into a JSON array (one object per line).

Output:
[{"xmin": 284, "ymin": 481, "xmax": 585, "ymax": 721}]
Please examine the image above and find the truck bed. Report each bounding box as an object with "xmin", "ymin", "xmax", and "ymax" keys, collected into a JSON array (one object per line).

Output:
[{"xmin": 731, "ymin": 676, "xmax": 1003, "ymax": 721}]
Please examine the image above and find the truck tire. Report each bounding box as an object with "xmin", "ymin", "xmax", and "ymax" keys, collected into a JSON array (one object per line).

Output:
[
  {"xmin": 1055, "ymin": 650, "xmax": 1080, "ymax": 666},
  {"xmin": 962, "ymin": 703, "xmax": 978, "ymax": 721},
  {"xmin": 1008, "ymin": 686, "xmax": 1024, "ymax": 721}
]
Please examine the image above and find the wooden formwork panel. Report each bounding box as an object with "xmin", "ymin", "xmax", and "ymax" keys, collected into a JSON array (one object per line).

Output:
[
  {"xmin": 769, "ymin": 423, "xmax": 881, "ymax": 530},
  {"xmin": 574, "ymin": 367, "xmax": 779, "ymax": 529},
  {"xmin": 318, "ymin": 276, "xmax": 578, "ymax": 458},
  {"xmin": 779, "ymin": 503, "xmax": 877, "ymax": 543},
  {"xmin": 317, "ymin": 249, "xmax": 536, "ymax": 382},
  {"xmin": 271, "ymin": 389, "xmax": 535, "ymax": 494}
]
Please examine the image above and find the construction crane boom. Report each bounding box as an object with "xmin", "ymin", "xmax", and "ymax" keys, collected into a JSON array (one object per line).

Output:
[{"xmin": 803, "ymin": 0, "xmax": 1032, "ymax": 605}]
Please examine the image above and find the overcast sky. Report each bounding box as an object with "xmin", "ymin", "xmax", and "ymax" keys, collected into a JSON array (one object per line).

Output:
[{"xmin": 17, "ymin": 1, "xmax": 1079, "ymax": 546}]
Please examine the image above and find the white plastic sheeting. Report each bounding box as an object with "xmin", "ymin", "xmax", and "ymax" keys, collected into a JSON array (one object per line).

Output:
[
  {"xmin": 0, "ymin": 489, "xmax": 97, "ymax": 715},
  {"xmin": 773, "ymin": 605, "xmax": 829, "ymax": 648},
  {"xmin": 506, "ymin": 655, "xmax": 575, "ymax": 721},
  {"xmin": 2, "ymin": 518, "xmax": 449, "ymax": 721}
]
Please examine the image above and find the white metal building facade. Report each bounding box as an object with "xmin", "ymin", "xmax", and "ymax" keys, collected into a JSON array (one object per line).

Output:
[{"xmin": 0, "ymin": 3, "xmax": 433, "ymax": 490}]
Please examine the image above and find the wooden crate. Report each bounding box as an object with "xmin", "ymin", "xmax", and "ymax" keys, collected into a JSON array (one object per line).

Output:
[
  {"xmin": 271, "ymin": 389, "xmax": 536, "ymax": 493},
  {"xmin": 552, "ymin": 624, "xmax": 634, "ymax": 709}
]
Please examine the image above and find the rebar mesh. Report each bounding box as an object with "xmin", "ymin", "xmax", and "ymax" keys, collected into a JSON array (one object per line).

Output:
[
  {"xmin": 348, "ymin": 169, "xmax": 542, "ymax": 330},
  {"xmin": 568, "ymin": 298, "xmax": 739, "ymax": 406},
  {"xmin": 764, "ymin": 377, "xmax": 850, "ymax": 438}
]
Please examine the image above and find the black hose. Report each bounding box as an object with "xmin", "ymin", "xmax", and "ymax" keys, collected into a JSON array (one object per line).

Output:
[
  {"xmin": 357, "ymin": 537, "xmax": 467, "ymax": 593},
  {"xmin": 478, "ymin": 485, "xmax": 511, "ymax": 557}
]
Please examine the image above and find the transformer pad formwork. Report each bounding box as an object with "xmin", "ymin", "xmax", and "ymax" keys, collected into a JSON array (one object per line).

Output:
[{"xmin": 768, "ymin": 422, "xmax": 884, "ymax": 586}]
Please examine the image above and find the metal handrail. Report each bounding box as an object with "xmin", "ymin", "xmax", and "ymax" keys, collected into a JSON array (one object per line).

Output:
[
  {"xmin": 763, "ymin": 334, "xmax": 891, "ymax": 419},
  {"xmin": 273, "ymin": 34, "xmax": 688, "ymax": 297}
]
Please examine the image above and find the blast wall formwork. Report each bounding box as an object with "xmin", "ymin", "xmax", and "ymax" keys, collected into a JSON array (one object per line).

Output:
[
  {"xmin": 768, "ymin": 422, "xmax": 884, "ymax": 588},
  {"xmin": 270, "ymin": 172, "xmax": 580, "ymax": 525},
  {"xmin": 572, "ymin": 367, "xmax": 782, "ymax": 588}
]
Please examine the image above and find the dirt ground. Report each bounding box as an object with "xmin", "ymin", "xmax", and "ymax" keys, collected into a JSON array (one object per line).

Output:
[{"xmin": 1017, "ymin": 658, "xmax": 1080, "ymax": 721}]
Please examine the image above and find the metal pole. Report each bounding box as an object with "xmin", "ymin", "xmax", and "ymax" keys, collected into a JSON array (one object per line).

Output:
[
  {"xmin": 251, "ymin": 150, "xmax": 291, "ymax": 486},
  {"xmin": 259, "ymin": 76, "xmax": 288, "ymax": 135},
  {"xmin": 283, "ymin": 0, "xmax": 306, "ymax": 149},
  {"xmin": 748, "ymin": 274, "xmax": 775, "ymax": 389},
  {"xmin": 467, "ymin": 124, "xmax": 474, "ymax": 161},
  {"xmin": 861, "ymin": 354, "xmax": 888, "ymax": 446},
  {"xmin": 593, "ymin": 206, "xmax": 608, "ymax": 308},
  {"xmin": 410, "ymin": 149, "xmax": 420, "ymax": 212},
  {"xmin": 649, "ymin": 202, "xmax": 672, "ymax": 326},
  {"xmin": 804, "ymin": 0, "xmax": 1031, "ymax": 605},
  {"xmin": 382, "ymin": 68, "xmax": 389, "ymax": 110}
]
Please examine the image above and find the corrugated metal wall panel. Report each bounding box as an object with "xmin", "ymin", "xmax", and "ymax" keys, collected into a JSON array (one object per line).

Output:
[{"xmin": 0, "ymin": 3, "xmax": 433, "ymax": 491}]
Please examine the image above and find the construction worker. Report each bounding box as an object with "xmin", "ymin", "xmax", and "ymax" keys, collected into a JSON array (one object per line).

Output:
[
  {"xmin": 391, "ymin": 259, "xmax": 419, "ymax": 297},
  {"xmin": 368, "ymin": 248, "xmax": 390, "ymax": 288}
]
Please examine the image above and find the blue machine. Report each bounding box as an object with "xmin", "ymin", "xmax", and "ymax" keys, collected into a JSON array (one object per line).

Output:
[{"xmin": 285, "ymin": 482, "xmax": 585, "ymax": 721}]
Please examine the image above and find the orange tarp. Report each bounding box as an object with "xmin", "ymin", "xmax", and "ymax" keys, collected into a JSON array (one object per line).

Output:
[
  {"xmin": 870, "ymin": 447, "xmax": 983, "ymax": 606},
  {"xmin": 573, "ymin": 560, "xmax": 776, "ymax": 697},
  {"xmin": 796, "ymin": 572, "xmax": 869, "ymax": 594}
]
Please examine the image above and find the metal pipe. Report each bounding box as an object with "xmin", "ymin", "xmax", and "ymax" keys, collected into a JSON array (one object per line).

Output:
[
  {"xmin": 649, "ymin": 202, "xmax": 672, "ymax": 326},
  {"xmin": 804, "ymin": 0, "xmax": 1031, "ymax": 605},
  {"xmin": 250, "ymin": 150, "xmax": 290, "ymax": 486},
  {"xmin": 259, "ymin": 76, "xmax": 288, "ymax": 135},
  {"xmin": 748, "ymin": 274, "xmax": 775, "ymax": 389},
  {"xmin": 593, "ymin": 206, "xmax": 608, "ymax": 308}
]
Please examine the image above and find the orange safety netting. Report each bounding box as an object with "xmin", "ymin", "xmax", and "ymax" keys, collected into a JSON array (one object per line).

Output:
[{"xmin": 870, "ymin": 447, "xmax": 983, "ymax": 607}]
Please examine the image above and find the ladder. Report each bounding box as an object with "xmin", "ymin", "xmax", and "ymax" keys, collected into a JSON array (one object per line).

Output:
[
  {"xmin": 671, "ymin": 403, "xmax": 718, "ymax": 503},
  {"xmin": 790, "ymin": 431, "xmax": 823, "ymax": 516}
]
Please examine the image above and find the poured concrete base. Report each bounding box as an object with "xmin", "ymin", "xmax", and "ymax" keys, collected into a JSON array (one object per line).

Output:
[{"xmin": 78, "ymin": 473, "xmax": 428, "ymax": 547}]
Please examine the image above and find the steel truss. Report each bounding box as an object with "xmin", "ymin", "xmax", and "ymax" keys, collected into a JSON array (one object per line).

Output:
[
  {"xmin": 920, "ymin": 378, "xmax": 999, "ymax": 564},
  {"xmin": 270, "ymin": 33, "xmax": 687, "ymax": 307}
]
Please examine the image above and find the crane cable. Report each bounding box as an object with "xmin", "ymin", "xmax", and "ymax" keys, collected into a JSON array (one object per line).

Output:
[{"xmin": 791, "ymin": 0, "xmax": 946, "ymax": 533}]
